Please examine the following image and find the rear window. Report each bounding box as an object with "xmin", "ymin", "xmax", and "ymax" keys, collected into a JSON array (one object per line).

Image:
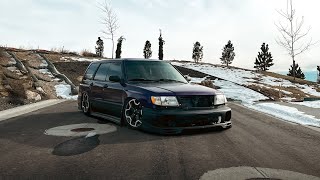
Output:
[{"xmin": 84, "ymin": 63, "xmax": 99, "ymax": 80}]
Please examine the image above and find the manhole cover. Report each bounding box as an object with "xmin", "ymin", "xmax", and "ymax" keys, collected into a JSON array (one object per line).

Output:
[
  {"xmin": 247, "ymin": 178, "xmax": 281, "ymax": 180},
  {"xmin": 71, "ymin": 128, "xmax": 95, "ymax": 132},
  {"xmin": 200, "ymin": 167, "xmax": 320, "ymax": 180},
  {"xmin": 45, "ymin": 123, "xmax": 117, "ymax": 137}
]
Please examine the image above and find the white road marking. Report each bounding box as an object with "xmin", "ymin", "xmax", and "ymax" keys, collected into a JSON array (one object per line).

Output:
[
  {"xmin": 200, "ymin": 166, "xmax": 320, "ymax": 180},
  {"xmin": 44, "ymin": 123, "xmax": 117, "ymax": 137}
]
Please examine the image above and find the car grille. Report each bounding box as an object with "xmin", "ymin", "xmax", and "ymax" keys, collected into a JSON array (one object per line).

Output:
[{"xmin": 177, "ymin": 96, "xmax": 214, "ymax": 108}]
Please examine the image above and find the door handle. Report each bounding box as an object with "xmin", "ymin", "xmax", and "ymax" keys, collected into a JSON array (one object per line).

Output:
[{"xmin": 103, "ymin": 84, "xmax": 108, "ymax": 88}]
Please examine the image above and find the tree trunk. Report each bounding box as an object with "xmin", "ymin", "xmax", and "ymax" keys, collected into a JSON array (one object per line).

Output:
[
  {"xmin": 293, "ymin": 59, "xmax": 296, "ymax": 80},
  {"xmin": 111, "ymin": 36, "xmax": 114, "ymax": 59},
  {"xmin": 290, "ymin": 0, "xmax": 296, "ymax": 81}
]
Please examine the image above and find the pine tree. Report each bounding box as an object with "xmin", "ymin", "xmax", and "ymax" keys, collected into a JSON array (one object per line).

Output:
[
  {"xmin": 192, "ymin": 41, "xmax": 203, "ymax": 63},
  {"xmin": 158, "ymin": 30, "xmax": 165, "ymax": 60},
  {"xmin": 254, "ymin": 43, "xmax": 274, "ymax": 71},
  {"xmin": 317, "ymin": 66, "xmax": 320, "ymax": 83},
  {"xmin": 115, "ymin": 36, "xmax": 125, "ymax": 58},
  {"xmin": 220, "ymin": 40, "xmax": 235, "ymax": 67},
  {"xmin": 143, "ymin": 40, "xmax": 152, "ymax": 59},
  {"xmin": 288, "ymin": 63, "xmax": 305, "ymax": 79}
]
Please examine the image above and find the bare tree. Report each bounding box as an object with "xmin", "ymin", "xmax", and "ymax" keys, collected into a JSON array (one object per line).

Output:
[
  {"xmin": 99, "ymin": 1, "xmax": 119, "ymax": 59},
  {"xmin": 275, "ymin": 0, "xmax": 317, "ymax": 80}
]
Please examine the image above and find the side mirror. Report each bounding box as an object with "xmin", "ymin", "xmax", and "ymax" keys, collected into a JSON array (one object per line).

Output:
[
  {"xmin": 109, "ymin": 75, "xmax": 120, "ymax": 82},
  {"xmin": 184, "ymin": 75, "xmax": 191, "ymax": 82}
]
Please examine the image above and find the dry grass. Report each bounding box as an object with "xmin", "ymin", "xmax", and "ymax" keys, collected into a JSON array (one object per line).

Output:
[
  {"xmin": 80, "ymin": 49, "xmax": 99, "ymax": 57},
  {"xmin": 0, "ymin": 48, "xmax": 11, "ymax": 66},
  {"xmin": 246, "ymin": 84, "xmax": 278, "ymax": 100},
  {"xmin": 50, "ymin": 47, "xmax": 79, "ymax": 56},
  {"xmin": 43, "ymin": 54, "xmax": 65, "ymax": 63}
]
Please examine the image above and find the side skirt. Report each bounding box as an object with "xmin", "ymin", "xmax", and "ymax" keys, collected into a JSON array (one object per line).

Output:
[{"xmin": 91, "ymin": 112, "xmax": 122, "ymax": 125}]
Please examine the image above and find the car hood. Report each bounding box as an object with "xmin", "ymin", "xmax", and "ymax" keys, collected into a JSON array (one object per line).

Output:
[{"xmin": 133, "ymin": 83, "xmax": 221, "ymax": 96}]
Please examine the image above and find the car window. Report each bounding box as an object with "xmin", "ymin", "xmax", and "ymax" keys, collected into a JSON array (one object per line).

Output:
[
  {"xmin": 125, "ymin": 61, "xmax": 187, "ymax": 83},
  {"xmin": 94, "ymin": 63, "xmax": 109, "ymax": 81},
  {"xmin": 106, "ymin": 62, "xmax": 122, "ymax": 82},
  {"xmin": 84, "ymin": 63, "xmax": 99, "ymax": 80}
]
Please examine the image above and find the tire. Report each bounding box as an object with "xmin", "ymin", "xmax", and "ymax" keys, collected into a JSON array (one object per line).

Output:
[
  {"xmin": 122, "ymin": 99, "xmax": 143, "ymax": 129},
  {"xmin": 81, "ymin": 92, "xmax": 91, "ymax": 115}
]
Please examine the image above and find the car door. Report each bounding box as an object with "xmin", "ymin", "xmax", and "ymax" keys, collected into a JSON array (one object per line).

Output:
[
  {"xmin": 101, "ymin": 62, "xmax": 124, "ymax": 118},
  {"xmin": 90, "ymin": 63, "xmax": 109, "ymax": 113}
]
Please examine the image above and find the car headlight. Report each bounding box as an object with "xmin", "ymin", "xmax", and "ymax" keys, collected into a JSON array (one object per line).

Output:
[
  {"xmin": 214, "ymin": 94, "xmax": 227, "ymax": 105},
  {"xmin": 151, "ymin": 96, "xmax": 179, "ymax": 107}
]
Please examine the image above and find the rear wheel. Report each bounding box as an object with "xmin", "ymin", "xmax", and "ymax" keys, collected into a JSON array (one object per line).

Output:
[
  {"xmin": 81, "ymin": 92, "xmax": 91, "ymax": 115},
  {"xmin": 123, "ymin": 99, "xmax": 143, "ymax": 129}
]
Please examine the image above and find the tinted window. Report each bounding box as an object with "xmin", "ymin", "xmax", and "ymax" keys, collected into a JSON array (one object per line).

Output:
[
  {"xmin": 106, "ymin": 62, "xmax": 122, "ymax": 81},
  {"xmin": 84, "ymin": 63, "xmax": 99, "ymax": 80},
  {"xmin": 125, "ymin": 61, "xmax": 187, "ymax": 83},
  {"xmin": 94, "ymin": 63, "xmax": 109, "ymax": 81}
]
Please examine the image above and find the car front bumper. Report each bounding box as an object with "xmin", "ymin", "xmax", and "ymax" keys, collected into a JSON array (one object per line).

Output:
[{"xmin": 140, "ymin": 105, "xmax": 232, "ymax": 134}]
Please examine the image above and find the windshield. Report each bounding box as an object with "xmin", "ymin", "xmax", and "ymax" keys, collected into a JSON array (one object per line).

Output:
[{"xmin": 124, "ymin": 61, "xmax": 188, "ymax": 83}]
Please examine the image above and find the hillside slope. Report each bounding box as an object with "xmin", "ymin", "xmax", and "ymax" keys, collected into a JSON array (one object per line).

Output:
[
  {"xmin": 172, "ymin": 61, "xmax": 320, "ymax": 102},
  {"xmin": 0, "ymin": 48, "xmax": 102, "ymax": 111}
]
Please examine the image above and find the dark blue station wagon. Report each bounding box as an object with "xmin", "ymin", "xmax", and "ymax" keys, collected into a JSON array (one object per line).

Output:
[{"xmin": 78, "ymin": 59, "xmax": 232, "ymax": 134}]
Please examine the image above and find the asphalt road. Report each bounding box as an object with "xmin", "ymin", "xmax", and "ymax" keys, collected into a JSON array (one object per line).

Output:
[{"xmin": 0, "ymin": 101, "xmax": 319, "ymax": 180}]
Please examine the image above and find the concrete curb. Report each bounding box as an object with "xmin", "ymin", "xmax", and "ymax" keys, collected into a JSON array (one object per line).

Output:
[{"xmin": 0, "ymin": 99, "xmax": 67, "ymax": 122}]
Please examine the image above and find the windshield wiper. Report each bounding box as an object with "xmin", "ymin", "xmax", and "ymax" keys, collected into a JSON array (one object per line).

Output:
[
  {"xmin": 128, "ymin": 78, "xmax": 155, "ymax": 82},
  {"xmin": 155, "ymin": 79, "xmax": 186, "ymax": 83}
]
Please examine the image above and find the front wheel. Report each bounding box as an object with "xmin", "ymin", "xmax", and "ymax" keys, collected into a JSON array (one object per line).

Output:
[
  {"xmin": 123, "ymin": 99, "xmax": 143, "ymax": 129},
  {"xmin": 81, "ymin": 92, "xmax": 91, "ymax": 115}
]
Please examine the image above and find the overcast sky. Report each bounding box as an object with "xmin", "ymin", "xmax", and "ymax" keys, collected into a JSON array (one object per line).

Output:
[{"xmin": 1, "ymin": 0, "xmax": 319, "ymax": 71}]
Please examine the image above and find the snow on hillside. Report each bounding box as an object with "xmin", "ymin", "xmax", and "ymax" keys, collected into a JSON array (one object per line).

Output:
[
  {"xmin": 173, "ymin": 62, "xmax": 320, "ymax": 98},
  {"xmin": 292, "ymin": 101, "xmax": 320, "ymax": 109},
  {"xmin": 248, "ymin": 103, "xmax": 320, "ymax": 127},
  {"xmin": 61, "ymin": 56, "xmax": 102, "ymax": 62},
  {"xmin": 190, "ymin": 77, "xmax": 269, "ymax": 104},
  {"xmin": 181, "ymin": 62, "xmax": 320, "ymax": 127}
]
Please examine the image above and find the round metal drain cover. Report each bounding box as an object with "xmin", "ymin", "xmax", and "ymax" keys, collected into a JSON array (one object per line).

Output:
[
  {"xmin": 200, "ymin": 167, "xmax": 320, "ymax": 180},
  {"xmin": 71, "ymin": 128, "xmax": 95, "ymax": 132},
  {"xmin": 247, "ymin": 178, "xmax": 281, "ymax": 180},
  {"xmin": 45, "ymin": 123, "xmax": 117, "ymax": 137}
]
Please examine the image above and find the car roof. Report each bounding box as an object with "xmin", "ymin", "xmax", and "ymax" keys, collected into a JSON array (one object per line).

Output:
[{"xmin": 90, "ymin": 58, "xmax": 166, "ymax": 64}]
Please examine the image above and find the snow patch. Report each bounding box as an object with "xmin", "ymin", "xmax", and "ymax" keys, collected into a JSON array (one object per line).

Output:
[
  {"xmin": 39, "ymin": 58, "xmax": 48, "ymax": 68},
  {"xmin": 292, "ymin": 100, "xmax": 320, "ymax": 109},
  {"xmin": 296, "ymin": 84, "xmax": 320, "ymax": 97},
  {"xmin": 54, "ymin": 84, "xmax": 77, "ymax": 100},
  {"xmin": 214, "ymin": 79, "xmax": 269, "ymax": 105},
  {"xmin": 39, "ymin": 69, "xmax": 54, "ymax": 78},
  {"xmin": 189, "ymin": 77, "xmax": 206, "ymax": 84},
  {"xmin": 61, "ymin": 56, "xmax": 102, "ymax": 62},
  {"xmin": 248, "ymin": 103, "xmax": 320, "ymax": 127}
]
